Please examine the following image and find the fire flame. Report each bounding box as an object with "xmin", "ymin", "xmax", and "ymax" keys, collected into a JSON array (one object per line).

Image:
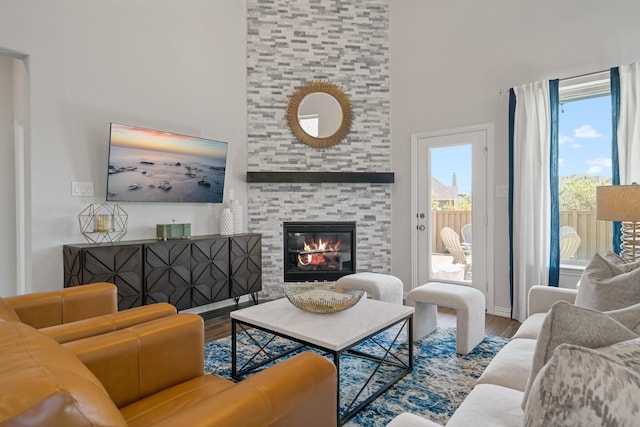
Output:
[{"xmin": 297, "ymin": 238, "xmax": 341, "ymax": 266}]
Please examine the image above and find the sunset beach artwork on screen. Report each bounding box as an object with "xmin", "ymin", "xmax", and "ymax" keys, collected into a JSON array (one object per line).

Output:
[{"xmin": 106, "ymin": 123, "xmax": 228, "ymax": 203}]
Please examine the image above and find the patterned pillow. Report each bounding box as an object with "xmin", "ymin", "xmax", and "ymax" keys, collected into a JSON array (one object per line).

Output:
[
  {"xmin": 521, "ymin": 301, "xmax": 638, "ymax": 409},
  {"xmin": 523, "ymin": 340, "xmax": 640, "ymax": 427},
  {"xmin": 594, "ymin": 337, "xmax": 640, "ymax": 371},
  {"xmin": 575, "ymin": 252, "xmax": 640, "ymax": 311}
]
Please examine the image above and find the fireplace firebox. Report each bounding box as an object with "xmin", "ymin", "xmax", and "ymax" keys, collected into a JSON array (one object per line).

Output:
[{"xmin": 283, "ymin": 221, "xmax": 356, "ymax": 282}]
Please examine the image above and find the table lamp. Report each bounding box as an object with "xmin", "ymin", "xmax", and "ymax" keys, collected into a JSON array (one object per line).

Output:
[{"xmin": 596, "ymin": 183, "xmax": 640, "ymax": 262}]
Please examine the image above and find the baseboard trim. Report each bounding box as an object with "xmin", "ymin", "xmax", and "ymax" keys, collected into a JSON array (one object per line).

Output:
[
  {"xmin": 181, "ymin": 295, "xmax": 252, "ymax": 317},
  {"xmin": 490, "ymin": 306, "xmax": 512, "ymax": 318}
]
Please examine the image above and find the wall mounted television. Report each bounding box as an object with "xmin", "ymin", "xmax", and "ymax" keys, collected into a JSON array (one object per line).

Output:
[{"xmin": 106, "ymin": 123, "xmax": 228, "ymax": 203}]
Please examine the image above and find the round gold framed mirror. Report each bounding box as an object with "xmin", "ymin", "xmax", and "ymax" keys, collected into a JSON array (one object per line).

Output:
[{"xmin": 286, "ymin": 81, "xmax": 352, "ymax": 149}]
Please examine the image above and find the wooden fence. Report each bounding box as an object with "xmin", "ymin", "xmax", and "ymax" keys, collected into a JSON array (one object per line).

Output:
[
  {"xmin": 559, "ymin": 210, "xmax": 613, "ymax": 261},
  {"xmin": 432, "ymin": 211, "xmax": 472, "ymax": 253},
  {"xmin": 432, "ymin": 210, "xmax": 612, "ymax": 261}
]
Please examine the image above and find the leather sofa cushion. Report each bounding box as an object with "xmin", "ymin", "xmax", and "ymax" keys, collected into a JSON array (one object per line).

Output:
[
  {"xmin": 0, "ymin": 298, "xmax": 20, "ymax": 322},
  {"xmin": 40, "ymin": 302, "xmax": 177, "ymax": 343},
  {"xmin": 6, "ymin": 283, "xmax": 117, "ymax": 328},
  {"xmin": 65, "ymin": 314, "xmax": 205, "ymax": 408},
  {"xmin": 121, "ymin": 375, "xmax": 235, "ymax": 426},
  {"xmin": 0, "ymin": 321, "xmax": 126, "ymax": 426}
]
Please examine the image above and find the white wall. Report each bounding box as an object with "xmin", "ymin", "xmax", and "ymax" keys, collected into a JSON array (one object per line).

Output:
[
  {"xmin": 390, "ymin": 0, "xmax": 640, "ymax": 313},
  {"xmin": 0, "ymin": 55, "xmax": 16, "ymax": 296},
  {"xmin": 0, "ymin": 0, "xmax": 247, "ymax": 292}
]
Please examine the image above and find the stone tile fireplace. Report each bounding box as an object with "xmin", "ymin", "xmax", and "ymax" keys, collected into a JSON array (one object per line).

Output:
[
  {"xmin": 247, "ymin": 182, "xmax": 391, "ymax": 299},
  {"xmin": 246, "ymin": 0, "xmax": 391, "ymax": 299}
]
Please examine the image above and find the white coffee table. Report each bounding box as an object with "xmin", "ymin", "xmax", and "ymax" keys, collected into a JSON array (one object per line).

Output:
[{"xmin": 230, "ymin": 297, "xmax": 414, "ymax": 425}]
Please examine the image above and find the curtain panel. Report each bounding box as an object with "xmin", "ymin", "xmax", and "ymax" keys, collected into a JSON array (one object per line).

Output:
[
  {"xmin": 508, "ymin": 81, "xmax": 557, "ymax": 322},
  {"xmin": 549, "ymin": 80, "xmax": 560, "ymax": 286},
  {"xmin": 617, "ymin": 62, "xmax": 640, "ymax": 185},
  {"xmin": 611, "ymin": 67, "xmax": 622, "ymax": 253},
  {"xmin": 509, "ymin": 64, "xmax": 638, "ymax": 321},
  {"xmin": 610, "ymin": 63, "xmax": 640, "ymax": 254}
]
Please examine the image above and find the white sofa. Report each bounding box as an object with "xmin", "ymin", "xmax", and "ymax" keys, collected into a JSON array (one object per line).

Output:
[{"xmin": 388, "ymin": 285, "xmax": 579, "ymax": 427}]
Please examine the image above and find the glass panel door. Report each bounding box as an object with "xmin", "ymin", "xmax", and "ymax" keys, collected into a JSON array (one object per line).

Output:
[{"xmin": 414, "ymin": 127, "xmax": 487, "ymax": 292}]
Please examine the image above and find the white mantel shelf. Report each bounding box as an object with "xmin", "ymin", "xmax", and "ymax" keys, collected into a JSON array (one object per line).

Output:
[{"xmin": 246, "ymin": 172, "xmax": 395, "ymax": 184}]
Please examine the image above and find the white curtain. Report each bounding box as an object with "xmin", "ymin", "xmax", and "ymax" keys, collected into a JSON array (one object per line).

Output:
[
  {"xmin": 618, "ymin": 62, "xmax": 640, "ymax": 185},
  {"xmin": 511, "ymin": 81, "xmax": 551, "ymax": 322}
]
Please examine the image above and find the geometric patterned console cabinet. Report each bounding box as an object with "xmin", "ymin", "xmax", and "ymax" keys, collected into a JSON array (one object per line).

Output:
[{"xmin": 63, "ymin": 233, "xmax": 262, "ymax": 311}]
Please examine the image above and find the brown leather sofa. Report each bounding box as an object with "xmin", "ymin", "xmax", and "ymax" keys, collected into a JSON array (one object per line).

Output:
[
  {"xmin": 0, "ymin": 282, "xmax": 177, "ymax": 343},
  {"xmin": 0, "ymin": 312, "xmax": 338, "ymax": 426}
]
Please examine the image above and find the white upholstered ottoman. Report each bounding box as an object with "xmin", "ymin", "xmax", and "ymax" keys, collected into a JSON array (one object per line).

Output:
[
  {"xmin": 406, "ymin": 282, "xmax": 485, "ymax": 355},
  {"xmin": 386, "ymin": 412, "xmax": 438, "ymax": 426},
  {"xmin": 335, "ymin": 272, "xmax": 404, "ymax": 305}
]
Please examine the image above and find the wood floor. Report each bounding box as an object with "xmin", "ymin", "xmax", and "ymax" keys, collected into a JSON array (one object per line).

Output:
[{"xmin": 202, "ymin": 304, "xmax": 521, "ymax": 343}]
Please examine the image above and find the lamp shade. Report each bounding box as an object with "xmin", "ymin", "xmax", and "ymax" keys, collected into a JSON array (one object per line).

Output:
[{"xmin": 596, "ymin": 184, "xmax": 640, "ymax": 222}]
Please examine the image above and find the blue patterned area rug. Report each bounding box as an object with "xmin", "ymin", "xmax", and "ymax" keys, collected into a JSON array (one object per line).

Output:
[{"xmin": 204, "ymin": 327, "xmax": 508, "ymax": 426}]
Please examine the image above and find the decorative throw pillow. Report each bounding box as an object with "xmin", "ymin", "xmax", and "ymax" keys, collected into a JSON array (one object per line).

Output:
[
  {"xmin": 593, "ymin": 337, "xmax": 640, "ymax": 371},
  {"xmin": 602, "ymin": 250, "xmax": 640, "ymax": 273},
  {"xmin": 521, "ymin": 301, "xmax": 638, "ymax": 408},
  {"xmin": 575, "ymin": 252, "xmax": 640, "ymax": 311},
  {"xmin": 606, "ymin": 302, "xmax": 640, "ymax": 334},
  {"xmin": 523, "ymin": 341, "xmax": 640, "ymax": 427}
]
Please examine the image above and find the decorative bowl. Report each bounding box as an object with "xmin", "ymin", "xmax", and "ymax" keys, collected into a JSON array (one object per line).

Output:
[{"xmin": 282, "ymin": 283, "xmax": 364, "ymax": 314}]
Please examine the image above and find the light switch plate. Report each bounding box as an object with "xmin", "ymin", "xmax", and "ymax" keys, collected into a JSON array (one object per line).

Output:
[{"xmin": 71, "ymin": 181, "xmax": 94, "ymax": 197}]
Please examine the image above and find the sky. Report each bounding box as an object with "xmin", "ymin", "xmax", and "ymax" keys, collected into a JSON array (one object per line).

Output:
[
  {"xmin": 430, "ymin": 94, "xmax": 611, "ymax": 196},
  {"xmin": 431, "ymin": 145, "xmax": 472, "ymax": 194},
  {"xmin": 558, "ymin": 95, "xmax": 611, "ymax": 178},
  {"xmin": 110, "ymin": 123, "xmax": 228, "ymax": 158}
]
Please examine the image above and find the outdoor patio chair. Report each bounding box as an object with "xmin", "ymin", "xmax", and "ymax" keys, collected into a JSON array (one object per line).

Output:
[
  {"xmin": 560, "ymin": 230, "xmax": 582, "ymax": 260},
  {"xmin": 460, "ymin": 223, "xmax": 472, "ymax": 256},
  {"xmin": 440, "ymin": 227, "xmax": 472, "ymax": 280},
  {"xmin": 461, "ymin": 223, "xmax": 472, "ymax": 244}
]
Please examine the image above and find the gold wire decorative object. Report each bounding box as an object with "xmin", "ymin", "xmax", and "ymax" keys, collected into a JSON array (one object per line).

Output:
[
  {"xmin": 78, "ymin": 203, "xmax": 128, "ymax": 245},
  {"xmin": 286, "ymin": 81, "xmax": 352, "ymax": 149},
  {"xmin": 282, "ymin": 283, "xmax": 364, "ymax": 314}
]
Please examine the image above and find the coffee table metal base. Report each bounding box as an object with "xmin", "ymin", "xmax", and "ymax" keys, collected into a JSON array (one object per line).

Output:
[{"xmin": 231, "ymin": 315, "xmax": 413, "ymax": 425}]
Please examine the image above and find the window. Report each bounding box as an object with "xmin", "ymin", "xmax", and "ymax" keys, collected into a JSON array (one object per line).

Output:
[
  {"xmin": 299, "ymin": 114, "xmax": 319, "ymax": 137},
  {"xmin": 558, "ymin": 72, "xmax": 613, "ymax": 265}
]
